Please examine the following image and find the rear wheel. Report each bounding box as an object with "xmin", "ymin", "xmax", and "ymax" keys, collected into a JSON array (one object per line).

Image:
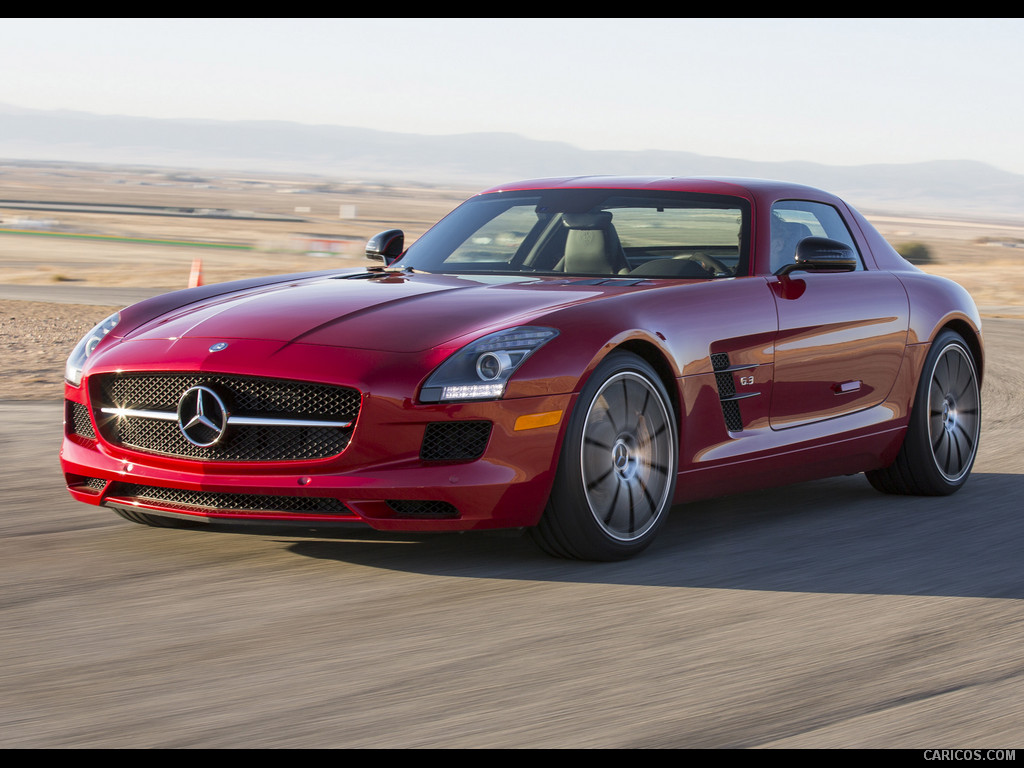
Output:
[
  {"xmin": 867, "ymin": 330, "xmax": 980, "ymax": 495},
  {"xmin": 531, "ymin": 352, "xmax": 678, "ymax": 560}
]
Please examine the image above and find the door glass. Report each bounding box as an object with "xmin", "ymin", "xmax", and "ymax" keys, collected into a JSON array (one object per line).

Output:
[{"xmin": 770, "ymin": 201, "xmax": 862, "ymax": 274}]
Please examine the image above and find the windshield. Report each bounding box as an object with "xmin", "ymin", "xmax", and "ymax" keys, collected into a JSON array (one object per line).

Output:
[{"xmin": 398, "ymin": 189, "xmax": 750, "ymax": 279}]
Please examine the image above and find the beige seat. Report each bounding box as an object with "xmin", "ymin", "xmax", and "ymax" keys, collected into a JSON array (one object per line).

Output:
[{"xmin": 560, "ymin": 212, "xmax": 630, "ymax": 275}]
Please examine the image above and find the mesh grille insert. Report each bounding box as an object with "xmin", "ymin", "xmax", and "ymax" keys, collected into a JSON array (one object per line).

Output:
[
  {"xmin": 721, "ymin": 400, "xmax": 743, "ymax": 432},
  {"xmin": 67, "ymin": 400, "xmax": 96, "ymax": 439},
  {"xmin": 714, "ymin": 370, "xmax": 736, "ymax": 398},
  {"xmin": 420, "ymin": 421, "xmax": 492, "ymax": 462},
  {"xmin": 387, "ymin": 500, "xmax": 459, "ymax": 518},
  {"xmin": 90, "ymin": 373, "xmax": 360, "ymax": 462},
  {"xmin": 108, "ymin": 483, "xmax": 351, "ymax": 515},
  {"xmin": 710, "ymin": 353, "xmax": 743, "ymax": 432}
]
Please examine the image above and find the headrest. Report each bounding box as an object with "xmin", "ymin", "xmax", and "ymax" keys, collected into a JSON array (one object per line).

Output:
[{"xmin": 562, "ymin": 212, "xmax": 613, "ymax": 230}]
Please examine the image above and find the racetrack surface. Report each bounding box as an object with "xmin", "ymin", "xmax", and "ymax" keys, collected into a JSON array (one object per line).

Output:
[{"xmin": 1, "ymin": 319, "xmax": 1022, "ymax": 748}]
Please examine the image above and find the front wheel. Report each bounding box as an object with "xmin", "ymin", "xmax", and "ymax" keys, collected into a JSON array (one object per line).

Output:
[
  {"xmin": 867, "ymin": 329, "xmax": 981, "ymax": 495},
  {"xmin": 531, "ymin": 352, "xmax": 678, "ymax": 560}
]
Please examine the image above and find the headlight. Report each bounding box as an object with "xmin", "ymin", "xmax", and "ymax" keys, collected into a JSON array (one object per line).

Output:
[
  {"xmin": 420, "ymin": 326, "xmax": 558, "ymax": 403},
  {"xmin": 64, "ymin": 312, "xmax": 120, "ymax": 386}
]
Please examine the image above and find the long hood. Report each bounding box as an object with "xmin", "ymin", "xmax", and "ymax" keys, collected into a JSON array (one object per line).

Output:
[{"xmin": 120, "ymin": 272, "xmax": 658, "ymax": 352}]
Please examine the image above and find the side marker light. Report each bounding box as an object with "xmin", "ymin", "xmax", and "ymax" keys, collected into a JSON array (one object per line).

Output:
[{"xmin": 514, "ymin": 410, "xmax": 563, "ymax": 431}]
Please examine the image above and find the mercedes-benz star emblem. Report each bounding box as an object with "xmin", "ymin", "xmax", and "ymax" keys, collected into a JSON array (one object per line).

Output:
[{"xmin": 177, "ymin": 385, "xmax": 229, "ymax": 447}]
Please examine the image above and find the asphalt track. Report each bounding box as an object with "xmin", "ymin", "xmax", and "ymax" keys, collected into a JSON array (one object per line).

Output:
[{"xmin": 1, "ymin": 314, "xmax": 1022, "ymax": 748}]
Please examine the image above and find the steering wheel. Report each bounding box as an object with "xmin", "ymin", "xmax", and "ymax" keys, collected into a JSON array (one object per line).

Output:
[{"xmin": 687, "ymin": 252, "xmax": 730, "ymax": 275}]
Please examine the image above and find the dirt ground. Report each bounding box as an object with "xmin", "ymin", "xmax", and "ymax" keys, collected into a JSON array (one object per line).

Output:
[
  {"xmin": 2, "ymin": 161, "xmax": 1023, "ymax": 401},
  {"xmin": 0, "ymin": 299, "xmax": 120, "ymax": 399}
]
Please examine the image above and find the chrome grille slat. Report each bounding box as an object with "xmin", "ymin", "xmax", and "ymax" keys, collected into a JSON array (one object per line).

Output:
[{"xmin": 99, "ymin": 407, "xmax": 351, "ymax": 429}]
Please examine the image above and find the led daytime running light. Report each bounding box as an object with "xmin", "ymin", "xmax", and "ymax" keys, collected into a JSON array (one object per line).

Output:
[{"xmin": 420, "ymin": 326, "xmax": 558, "ymax": 403}]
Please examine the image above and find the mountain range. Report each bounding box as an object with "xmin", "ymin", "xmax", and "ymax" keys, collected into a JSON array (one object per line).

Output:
[{"xmin": 2, "ymin": 103, "xmax": 1023, "ymax": 219}]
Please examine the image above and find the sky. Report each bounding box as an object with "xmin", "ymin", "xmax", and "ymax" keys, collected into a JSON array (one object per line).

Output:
[{"xmin": 2, "ymin": 18, "xmax": 1023, "ymax": 174}]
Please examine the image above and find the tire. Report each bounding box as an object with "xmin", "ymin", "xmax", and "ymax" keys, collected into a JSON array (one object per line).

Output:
[
  {"xmin": 531, "ymin": 351, "xmax": 678, "ymax": 560},
  {"xmin": 113, "ymin": 508, "xmax": 198, "ymax": 529},
  {"xmin": 866, "ymin": 329, "xmax": 981, "ymax": 495}
]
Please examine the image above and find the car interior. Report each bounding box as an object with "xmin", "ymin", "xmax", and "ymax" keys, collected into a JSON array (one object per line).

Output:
[{"xmin": 409, "ymin": 195, "xmax": 748, "ymax": 279}]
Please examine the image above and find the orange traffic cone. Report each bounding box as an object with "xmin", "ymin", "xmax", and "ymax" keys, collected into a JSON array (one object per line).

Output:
[{"xmin": 188, "ymin": 258, "xmax": 203, "ymax": 288}]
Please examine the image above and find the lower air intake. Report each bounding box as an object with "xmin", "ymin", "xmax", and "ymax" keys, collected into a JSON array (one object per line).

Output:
[
  {"xmin": 108, "ymin": 483, "xmax": 350, "ymax": 515},
  {"xmin": 387, "ymin": 500, "xmax": 459, "ymax": 518},
  {"xmin": 420, "ymin": 421, "xmax": 492, "ymax": 461}
]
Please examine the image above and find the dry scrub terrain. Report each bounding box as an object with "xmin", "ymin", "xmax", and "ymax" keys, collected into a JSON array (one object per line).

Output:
[{"xmin": 2, "ymin": 162, "xmax": 1023, "ymax": 401}]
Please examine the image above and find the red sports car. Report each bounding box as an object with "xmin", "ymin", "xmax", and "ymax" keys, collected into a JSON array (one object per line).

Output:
[{"xmin": 61, "ymin": 177, "xmax": 983, "ymax": 560}]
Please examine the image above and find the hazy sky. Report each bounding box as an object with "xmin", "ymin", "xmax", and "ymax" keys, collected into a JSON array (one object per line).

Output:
[{"xmin": 3, "ymin": 18, "xmax": 1023, "ymax": 173}]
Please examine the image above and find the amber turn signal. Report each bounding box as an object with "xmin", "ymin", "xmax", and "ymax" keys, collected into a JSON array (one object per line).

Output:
[{"xmin": 514, "ymin": 410, "xmax": 563, "ymax": 431}]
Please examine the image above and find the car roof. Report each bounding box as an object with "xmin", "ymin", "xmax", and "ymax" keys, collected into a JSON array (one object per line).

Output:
[{"xmin": 477, "ymin": 176, "xmax": 842, "ymax": 206}]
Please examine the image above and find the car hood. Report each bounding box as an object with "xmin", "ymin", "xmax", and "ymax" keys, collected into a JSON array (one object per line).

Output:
[{"xmin": 120, "ymin": 271, "xmax": 667, "ymax": 353}]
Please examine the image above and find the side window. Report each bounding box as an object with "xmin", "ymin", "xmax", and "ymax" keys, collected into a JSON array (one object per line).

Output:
[{"xmin": 770, "ymin": 201, "xmax": 863, "ymax": 274}]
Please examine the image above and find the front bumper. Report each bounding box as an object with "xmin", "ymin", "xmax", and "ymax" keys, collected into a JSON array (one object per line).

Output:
[
  {"xmin": 62, "ymin": 391, "xmax": 572, "ymax": 531},
  {"xmin": 60, "ymin": 339, "xmax": 574, "ymax": 531}
]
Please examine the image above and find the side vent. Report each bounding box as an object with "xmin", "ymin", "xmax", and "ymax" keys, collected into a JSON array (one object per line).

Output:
[
  {"xmin": 712, "ymin": 354, "xmax": 743, "ymax": 431},
  {"xmin": 711, "ymin": 353, "xmax": 762, "ymax": 433}
]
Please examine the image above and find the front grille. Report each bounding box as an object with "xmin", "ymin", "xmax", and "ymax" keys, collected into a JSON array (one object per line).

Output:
[
  {"xmin": 108, "ymin": 482, "xmax": 351, "ymax": 515},
  {"xmin": 90, "ymin": 373, "xmax": 360, "ymax": 462},
  {"xmin": 420, "ymin": 421, "xmax": 492, "ymax": 461}
]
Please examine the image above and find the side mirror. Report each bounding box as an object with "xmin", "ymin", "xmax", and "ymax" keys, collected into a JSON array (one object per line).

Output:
[
  {"xmin": 365, "ymin": 229, "xmax": 404, "ymax": 265},
  {"xmin": 778, "ymin": 237, "xmax": 859, "ymax": 275}
]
